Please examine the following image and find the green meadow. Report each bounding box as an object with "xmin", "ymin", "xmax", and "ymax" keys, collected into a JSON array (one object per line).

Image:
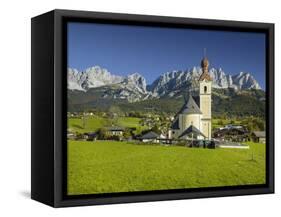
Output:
[
  {"xmin": 117, "ymin": 117, "xmax": 149, "ymax": 134},
  {"xmin": 67, "ymin": 140, "xmax": 265, "ymax": 195},
  {"xmin": 212, "ymin": 118, "xmax": 242, "ymax": 129},
  {"xmin": 68, "ymin": 116, "xmax": 146, "ymax": 133},
  {"xmin": 68, "ymin": 116, "xmax": 108, "ymax": 133}
]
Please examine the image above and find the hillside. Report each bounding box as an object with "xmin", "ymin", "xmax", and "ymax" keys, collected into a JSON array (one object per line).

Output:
[
  {"xmin": 68, "ymin": 88, "xmax": 265, "ymax": 118},
  {"xmin": 67, "ymin": 65, "xmax": 265, "ymax": 117}
]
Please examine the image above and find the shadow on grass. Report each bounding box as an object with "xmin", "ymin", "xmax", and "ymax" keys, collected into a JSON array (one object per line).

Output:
[
  {"xmin": 244, "ymin": 159, "xmax": 258, "ymax": 163},
  {"xmin": 72, "ymin": 124, "xmax": 83, "ymax": 129}
]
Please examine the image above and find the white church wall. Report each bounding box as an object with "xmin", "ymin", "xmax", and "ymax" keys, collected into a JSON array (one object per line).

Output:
[
  {"xmin": 199, "ymin": 78, "xmax": 212, "ymax": 140},
  {"xmin": 183, "ymin": 114, "xmax": 202, "ymax": 131},
  {"xmin": 199, "ymin": 80, "xmax": 212, "ymax": 120}
]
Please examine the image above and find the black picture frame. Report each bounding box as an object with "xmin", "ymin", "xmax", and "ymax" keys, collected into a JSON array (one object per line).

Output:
[{"xmin": 31, "ymin": 9, "xmax": 274, "ymax": 207}]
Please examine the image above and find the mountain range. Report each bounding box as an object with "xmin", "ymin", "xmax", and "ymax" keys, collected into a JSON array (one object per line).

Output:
[
  {"xmin": 68, "ymin": 65, "xmax": 262, "ymax": 102},
  {"xmin": 67, "ymin": 65, "xmax": 265, "ymax": 117}
]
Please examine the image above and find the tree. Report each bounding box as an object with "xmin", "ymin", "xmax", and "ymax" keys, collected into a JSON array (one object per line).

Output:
[
  {"xmin": 151, "ymin": 125, "xmax": 161, "ymax": 134},
  {"xmin": 109, "ymin": 105, "xmax": 123, "ymax": 116},
  {"xmin": 218, "ymin": 119, "xmax": 224, "ymax": 126},
  {"xmin": 97, "ymin": 128, "xmax": 107, "ymax": 140},
  {"xmin": 241, "ymin": 117, "xmax": 265, "ymax": 132},
  {"xmin": 81, "ymin": 113, "xmax": 88, "ymax": 129},
  {"xmin": 108, "ymin": 105, "xmax": 122, "ymax": 125},
  {"xmin": 123, "ymin": 128, "xmax": 132, "ymax": 139}
]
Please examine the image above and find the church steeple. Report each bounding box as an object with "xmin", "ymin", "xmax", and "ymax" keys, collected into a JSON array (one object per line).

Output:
[
  {"xmin": 198, "ymin": 49, "xmax": 212, "ymax": 140},
  {"xmin": 199, "ymin": 49, "xmax": 212, "ymax": 81}
]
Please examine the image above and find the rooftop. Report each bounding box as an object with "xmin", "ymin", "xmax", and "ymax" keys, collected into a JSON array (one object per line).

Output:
[
  {"xmin": 252, "ymin": 131, "xmax": 266, "ymax": 138},
  {"xmin": 171, "ymin": 118, "xmax": 180, "ymax": 130},
  {"xmin": 179, "ymin": 95, "xmax": 202, "ymax": 115},
  {"xmin": 140, "ymin": 131, "xmax": 159, "ymax": 139},
  {"xmin": 179, "ymin": 125, "xmax": 206, "ymax": 138},
  {"xmin": 106, "ymin": 126, "xmax": 125, "ymax": 131}
]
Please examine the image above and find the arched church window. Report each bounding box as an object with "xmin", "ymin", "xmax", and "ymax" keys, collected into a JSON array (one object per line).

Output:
[{"xmin": 204, "ymin": 86, "xmax": 207, "ymax": 93}]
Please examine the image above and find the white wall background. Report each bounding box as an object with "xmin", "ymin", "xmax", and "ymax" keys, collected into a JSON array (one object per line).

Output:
[{"xmin": 0, "ymin": 0, "xmax": 279, "ymax": 216}]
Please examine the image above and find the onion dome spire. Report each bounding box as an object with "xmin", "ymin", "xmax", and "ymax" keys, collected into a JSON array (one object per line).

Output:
[{"xmin": 199, "ymin": 48, "xmax": 212, "ymax": 81}]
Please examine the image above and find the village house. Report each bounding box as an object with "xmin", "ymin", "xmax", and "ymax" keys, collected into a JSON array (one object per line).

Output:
[
  {"xmin": 219, "ymin": 124, "xmax": 244, "ymax": 130},
  {"xmin": 139, "ymin": 131, "xmax": 160, "ymax": 143},
  {"xmin": 83, "ymin": 132, "xmax": 98, "ymax": 141},
  {"xmin": 251, "ymin": 131, "xmax": 266, "ymax": 143},
  {"xmin": 105, "ymin": 126, "xmax": 125, "ymax": 137},
  {"xmin": 213, "ymin": 127, "xmax": 249, "ymax": 142},
  {"xmin": 67, "ymin": 131, "xmax": 76, "ymax": 140},
  {"xmin": 139, "ymin": 131, "xmax": 167, "ymax": 143}
]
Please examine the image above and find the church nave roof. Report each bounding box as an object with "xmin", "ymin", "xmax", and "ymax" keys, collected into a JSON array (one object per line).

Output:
[
  {"xmin": 178, "ymin": 125, "xmax": 206, "ymax": 138},
  {"xmin": 179, "ymin": 94, "xmax": 202, "ymax": 115}
]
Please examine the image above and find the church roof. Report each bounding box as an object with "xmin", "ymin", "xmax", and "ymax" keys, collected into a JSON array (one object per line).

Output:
[
  {"xmin": 171, "ymin": 118, "xmax": 180, "ymax": 130},
  {"xmin": 178, "ymin": 125, "xmax": 206, "ymax": 138},
  {"xmin": 170, "ymin": 95, "xmax": 202, "ymax": 130},
  {"xmin": 140, "ymin": 131, "xmax": 159, "ymax": 139},
  {"xmin": 179, "ymin": 95, "xmax": 202, "ymax": 115},
  {"xmin": 199, "ymin": 56, "xmax": 212, "ymax": 81},
  {"xmin": 198, "ymin": 72, "xmax": 212, "ymax": 81},
  {"xmin": 201, "ymin": 57, "xmax": 210, "ymax": 68}
]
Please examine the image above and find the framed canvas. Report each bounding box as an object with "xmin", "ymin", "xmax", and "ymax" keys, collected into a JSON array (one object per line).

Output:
[{"xmin": 31, "ymin": 9, "xmax": 274, "ymax": 207}]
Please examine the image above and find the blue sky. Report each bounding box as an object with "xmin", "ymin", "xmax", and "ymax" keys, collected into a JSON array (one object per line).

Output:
[{"xmin": 67, "ymin": 22, "xmax": 266, "ymax": 89}]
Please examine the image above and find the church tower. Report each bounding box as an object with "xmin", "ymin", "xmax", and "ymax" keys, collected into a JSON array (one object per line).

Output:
[{"xmin": 199, "ymin": 54, "xmax": 212, "ymax": 140}]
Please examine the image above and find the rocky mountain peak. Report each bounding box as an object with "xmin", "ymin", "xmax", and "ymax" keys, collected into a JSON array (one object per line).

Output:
[
  {"xmin": 122, "ymin": 73, "xmax": 147, "ymax": 94},
  {"xmin": 67, "ymin": 65, "xmax": 262, "ymax": 102}
]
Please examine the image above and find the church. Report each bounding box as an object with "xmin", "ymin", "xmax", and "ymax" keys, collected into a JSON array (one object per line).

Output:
[{"xmin": 168, "ymin": 56, "xmax": 212, "ymax": 140}]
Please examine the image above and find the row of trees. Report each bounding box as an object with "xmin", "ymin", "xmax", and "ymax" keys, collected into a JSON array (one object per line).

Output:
[{"xmin": 240, "ymin": 117, "xmax": 265, "ymax": 132}]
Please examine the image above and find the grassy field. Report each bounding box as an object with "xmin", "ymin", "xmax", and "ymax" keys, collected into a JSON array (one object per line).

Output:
[
  {"xmin": 68, "ymin": 116, "xmax": 108, "ymax": 133},
  {"xmin": 67, "ymin": 140, "xmax": 265, "ymax": 195},
  {"xmin": 117, "ymin": 117, "xmax": 148, "ymax": 134},
  {"xmin": 68, "ymin": 116, "xmax": 147, "ymax": 134}
]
